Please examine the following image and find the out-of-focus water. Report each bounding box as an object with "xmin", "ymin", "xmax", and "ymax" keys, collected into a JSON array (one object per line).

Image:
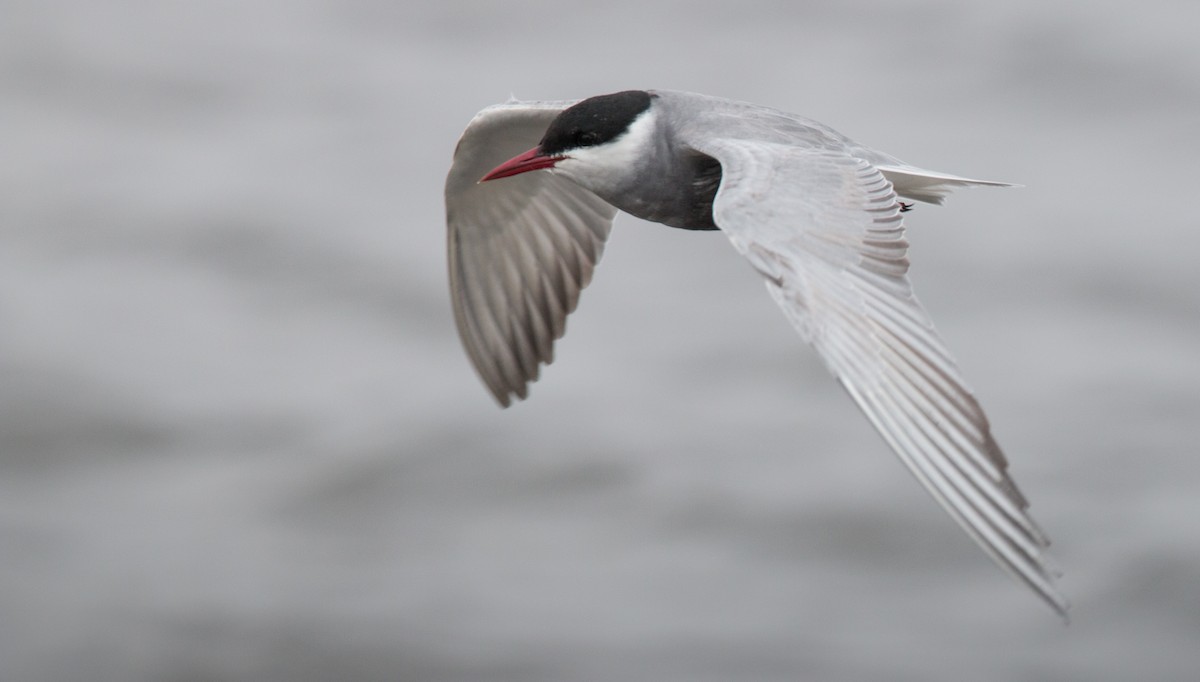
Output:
[{"xmin": 3, "ymin": 1, "xmax": 1199, "ymax": 680}]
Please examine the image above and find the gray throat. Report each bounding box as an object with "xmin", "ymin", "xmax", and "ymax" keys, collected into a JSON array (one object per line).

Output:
[{"xmin": 602, "ymin": 148, "xmax": 723, "ymax": 232}]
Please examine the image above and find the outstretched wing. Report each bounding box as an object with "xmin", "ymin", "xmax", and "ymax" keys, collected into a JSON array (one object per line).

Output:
[
  {"xmin": 446, "ymin": 101, "xmax": 618, "ymax": 406},
  {"xmin": 692, "ymin": 138, "xmax": 1068, "ymax": 617}
]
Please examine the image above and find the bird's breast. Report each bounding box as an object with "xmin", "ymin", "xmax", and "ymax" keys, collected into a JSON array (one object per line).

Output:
[{"xmin": 604, "ymin": 150, "xmax": 723, "ymax": 231}]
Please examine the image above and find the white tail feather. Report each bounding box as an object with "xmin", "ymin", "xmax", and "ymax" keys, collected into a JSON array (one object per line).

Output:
[{"xmin": 878, "ymin": 166, "xmax": 1018, "ymax": 205}]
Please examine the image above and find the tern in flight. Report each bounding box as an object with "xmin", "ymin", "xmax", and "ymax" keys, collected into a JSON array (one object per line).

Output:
[{"xmin": 444, "ymin": 90, "xmax": 1067, "ymax": 618}]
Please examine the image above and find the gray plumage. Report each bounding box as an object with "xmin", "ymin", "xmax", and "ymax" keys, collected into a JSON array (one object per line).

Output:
[{"xmin": 445, "ymin": 89, "xmax": 1067, "ymax": 619}]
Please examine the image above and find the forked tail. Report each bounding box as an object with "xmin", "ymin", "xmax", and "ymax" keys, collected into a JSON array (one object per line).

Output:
[{"xmin": 878, "ymin": 165, "xmax": 1018, "ymax": 205}]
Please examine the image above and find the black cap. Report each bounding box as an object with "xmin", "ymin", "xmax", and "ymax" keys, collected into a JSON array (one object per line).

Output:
[{"xmin": 539, "ymin": 90, "xmax": 654, "ymax": 155}]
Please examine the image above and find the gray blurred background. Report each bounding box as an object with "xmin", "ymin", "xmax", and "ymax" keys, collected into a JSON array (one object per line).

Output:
[{"xmin": 3, "ymin": 1, "xmax": 1199, "ymax": 680}]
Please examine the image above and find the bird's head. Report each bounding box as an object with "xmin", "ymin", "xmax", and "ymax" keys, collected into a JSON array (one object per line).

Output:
[{"xmin": 480, "ymin": 90, "xmax": 657, "ymax": 189}]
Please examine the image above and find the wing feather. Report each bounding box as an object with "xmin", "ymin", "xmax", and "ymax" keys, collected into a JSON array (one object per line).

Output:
[
  {"xmin": 693, "ymin": 139, "xmax": 1068, "ymax": 617},
  {"xmin": 446, "ymin": 101, "xmax": 618, "ymax": 406}
]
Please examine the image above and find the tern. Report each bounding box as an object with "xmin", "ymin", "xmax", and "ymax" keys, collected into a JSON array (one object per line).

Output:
[{"xmin": 445, "ymin": 89, "xmax": 1067, "ymax": 618}]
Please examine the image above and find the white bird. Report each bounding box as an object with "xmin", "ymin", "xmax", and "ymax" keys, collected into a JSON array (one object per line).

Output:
[{"xmin": 445, "ymin": 89, "xmax": 1068, "ymax": 618}]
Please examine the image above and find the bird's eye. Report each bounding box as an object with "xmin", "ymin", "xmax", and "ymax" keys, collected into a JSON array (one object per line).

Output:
[{"xmin": 576, "ymin": 130, "xmax": 601, "ymax": 147}]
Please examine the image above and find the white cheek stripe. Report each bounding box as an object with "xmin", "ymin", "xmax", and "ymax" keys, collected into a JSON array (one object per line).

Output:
[{"xmin": 556, "ymin": 107, "xmax": 659, "ymax": 178}]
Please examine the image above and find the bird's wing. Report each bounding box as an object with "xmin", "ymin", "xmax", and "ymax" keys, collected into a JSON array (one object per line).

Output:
[
  {"xmin": 690, "ymin": 138, "xmax": 1068, "ymax": 617},
  {"xmin": 446, "ymin": 100, "xmax": 618, "ymax": 406}
]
